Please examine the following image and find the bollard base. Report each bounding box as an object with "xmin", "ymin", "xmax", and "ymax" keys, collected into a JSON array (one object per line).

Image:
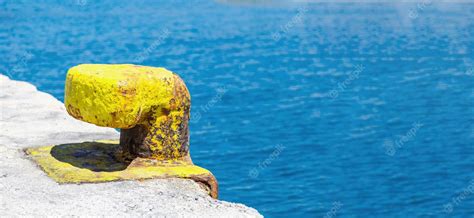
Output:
[{"xmin": 25, "ymin": 140, "xmax": 218, "ymax": 198}]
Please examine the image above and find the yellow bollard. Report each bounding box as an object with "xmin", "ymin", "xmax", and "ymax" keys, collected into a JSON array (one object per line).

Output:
[{"xmin": 25, "ymin": 64, "xmax": 218, "ymax": 198}]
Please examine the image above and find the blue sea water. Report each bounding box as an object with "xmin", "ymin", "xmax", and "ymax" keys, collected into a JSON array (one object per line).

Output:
[{"xmin": 1, "ymin": 0, "xmax": 474, "ymax": 217}]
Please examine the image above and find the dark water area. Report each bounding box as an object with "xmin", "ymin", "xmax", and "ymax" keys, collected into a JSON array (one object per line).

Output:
[{"xmin": 1, "ymin": 0, "xmax": 474, "ymax": 217}]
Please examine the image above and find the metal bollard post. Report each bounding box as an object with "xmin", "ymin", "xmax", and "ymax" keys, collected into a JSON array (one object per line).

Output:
[{"xmin": 26, "ymin": 64, "xmax": 218, "ymax": 198}]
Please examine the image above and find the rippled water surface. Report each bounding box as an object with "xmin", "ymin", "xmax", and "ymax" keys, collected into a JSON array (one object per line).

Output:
[{"xmin": 1, "ymin": 1, "xmax": 474, "ymax": 217}]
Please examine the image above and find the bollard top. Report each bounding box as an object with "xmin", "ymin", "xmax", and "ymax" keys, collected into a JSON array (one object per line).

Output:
[{"xmin": 65, "ymin": 64, "xmax": 189, "ymax": 129}]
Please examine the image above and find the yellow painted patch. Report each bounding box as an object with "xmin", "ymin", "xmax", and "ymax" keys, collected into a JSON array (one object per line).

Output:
[{"xmin": 25, "ymin": 141, "xmax": 212, "ymax": 184}]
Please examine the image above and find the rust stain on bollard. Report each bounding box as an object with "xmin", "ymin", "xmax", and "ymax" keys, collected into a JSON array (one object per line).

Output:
[{"xmin": 25, "ymin": 64, "xmax": 218, "ymax": 199}]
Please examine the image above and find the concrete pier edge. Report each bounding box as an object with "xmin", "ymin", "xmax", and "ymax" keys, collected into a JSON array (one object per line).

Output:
[{"xmin": 0, "ymin": 74, "xmax": 262, "ymax": 217}]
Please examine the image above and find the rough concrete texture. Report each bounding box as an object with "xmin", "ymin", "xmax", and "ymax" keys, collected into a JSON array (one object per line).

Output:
[{"xmin": 0, "ymin": 74, "xmax": 262, "ymax": 217}]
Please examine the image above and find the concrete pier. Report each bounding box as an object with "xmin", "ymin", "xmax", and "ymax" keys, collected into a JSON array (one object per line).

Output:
[{"xmin": 0, "ymin": 74, "xmax": 261, "ymax": 217}]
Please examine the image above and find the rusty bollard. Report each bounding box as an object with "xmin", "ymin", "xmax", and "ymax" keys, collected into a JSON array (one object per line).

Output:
[{"xmin": 25, "ymin": 64, "xmax": 218, "ymax": 198}]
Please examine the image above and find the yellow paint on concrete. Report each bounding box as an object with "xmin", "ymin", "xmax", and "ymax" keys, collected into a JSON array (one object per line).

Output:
[{"xmin": 25, "ymin": 141, "xmax": 211, "ymax": 184}]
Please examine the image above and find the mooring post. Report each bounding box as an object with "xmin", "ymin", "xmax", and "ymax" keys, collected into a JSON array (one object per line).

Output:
[{"xmin": 26, "ymin": 64, "xmax": 218, "ymax": 198}]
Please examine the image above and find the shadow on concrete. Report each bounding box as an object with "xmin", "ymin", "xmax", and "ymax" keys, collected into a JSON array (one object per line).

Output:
[{"xmin": 51, "ymin": 141, "xmax": 130, "ymax": 172}]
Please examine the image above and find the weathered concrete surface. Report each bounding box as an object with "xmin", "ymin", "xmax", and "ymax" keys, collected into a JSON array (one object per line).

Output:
[{"xmin": 0, "ymin": 74, "xmax": 262, "ymax": 217}]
